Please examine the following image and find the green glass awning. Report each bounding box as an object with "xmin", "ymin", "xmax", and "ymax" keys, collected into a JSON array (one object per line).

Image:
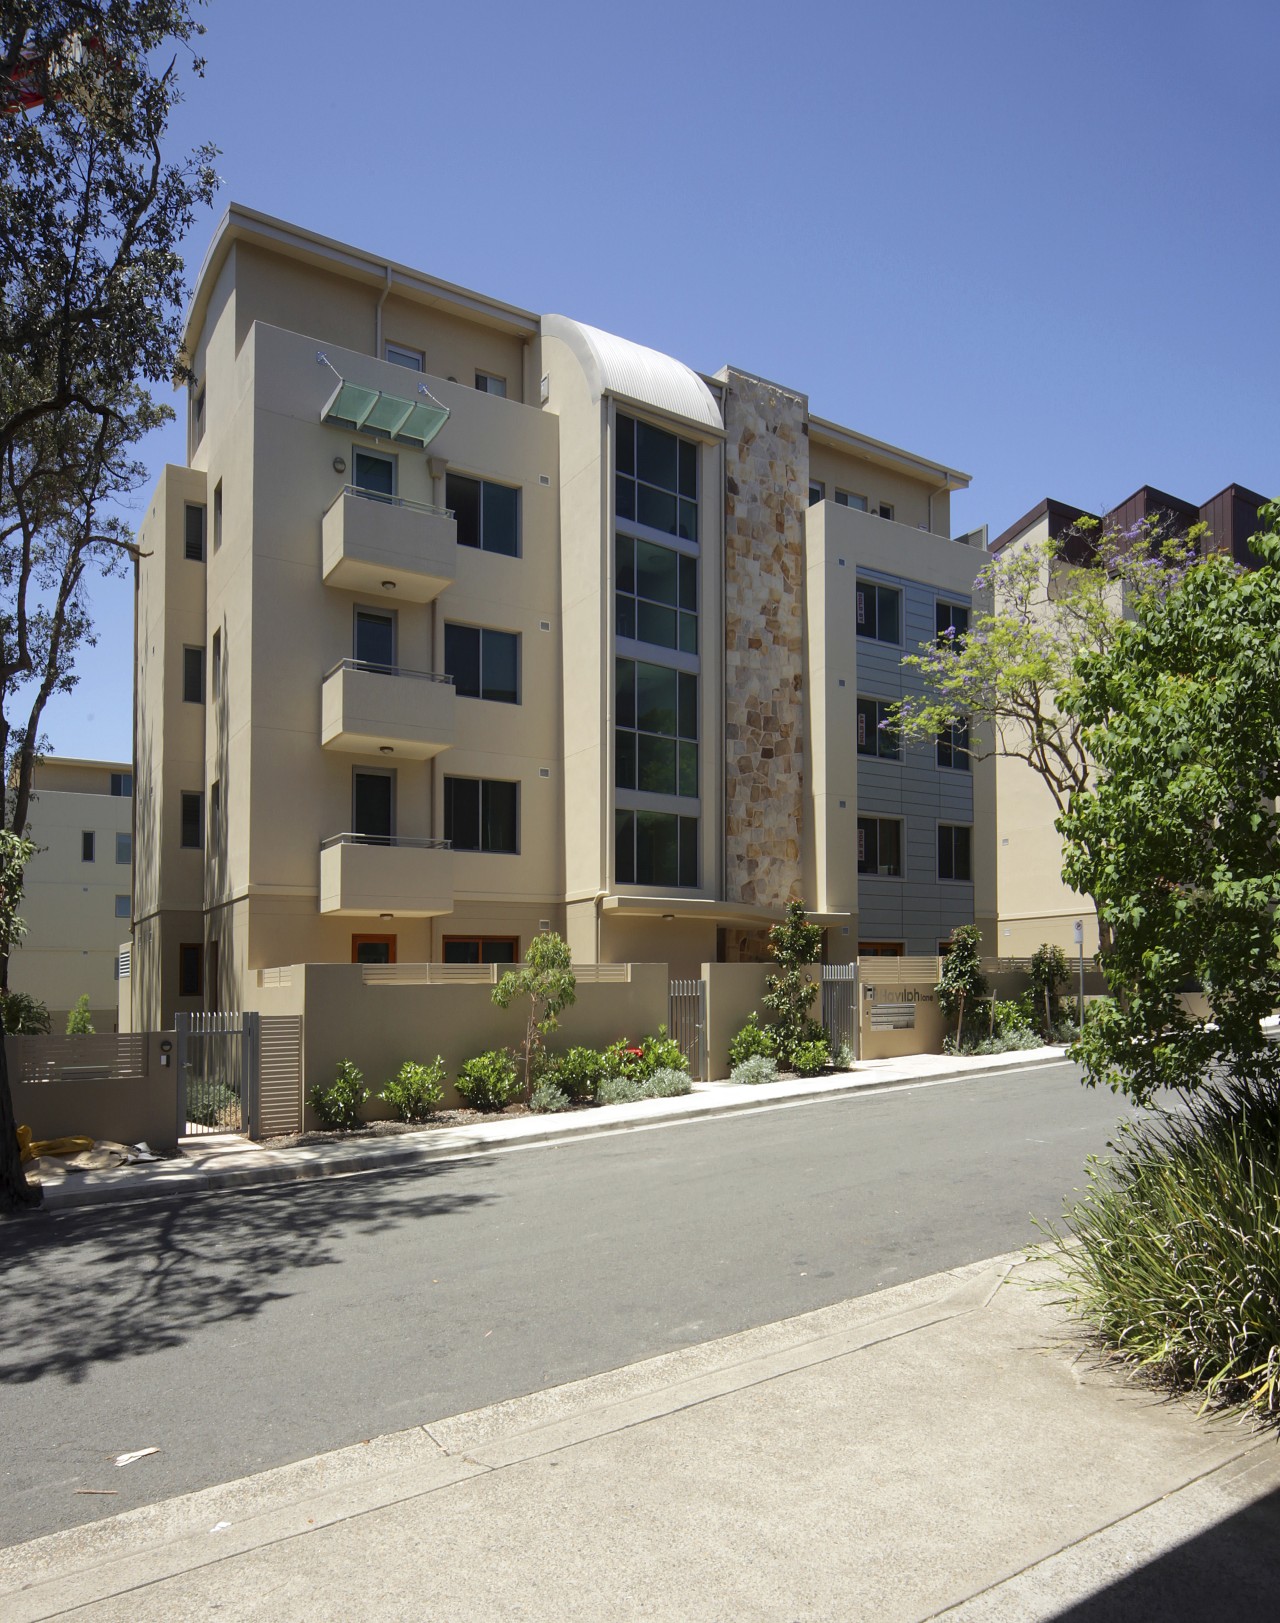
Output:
[{"xmin": 321, "ymin": 377, "xmax": 450, "ymax": 448}]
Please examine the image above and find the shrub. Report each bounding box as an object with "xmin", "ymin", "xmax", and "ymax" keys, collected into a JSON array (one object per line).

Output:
[
  {"xmin": 66, "ymin": 994, "xmax": 95, "ymax": 1035},
  {"xmin": 989, "ymin": 997, "xmax": 1032, "ymax": 1039},
  {"xmin": 967, "ymin": 1028, "xmax": 1043, "ymax": 1055},
  {"xmin": 551, "ymin": 1046, "xmax": 608, "ymax": 1103},
  {"xmin": 1029, "ymin": 943, "xmax": 1070, "ymax": 1035},
  {"xmin": 728, "ymin": 1012, "xmax": 776, "ymax": 1069},
  {"xmin": 732, "ymin": 1054, "xmax": 779, "ymax": 1086},
  {"xmin": 642, "ymin": 1067, "xmax": 693, "ymax": 1098},
  {"xmin": 308, "ymin": 1059, "xmax": 370, "ymax": 1131},
  {"xmin": 832, "ymin": 1041, "xmax": 856, "ymax": 1070},
  {"xmin": 762, "ymin": 900, "xmax": 823, "ymax": 1057},
  {"xmin": 456, "ymin": 1049, "xmax": 520, "ymax": 1113},
  {"xmin": 787, "ymin": 1038, "xmax": 832, "ymax": 1077},
  {"xmin": 603, "ymin": 1029, "xmax": 689, "ymax": 1083},
  {"xmin": 596, "ymin": 1074, "xmax": 643, "ymax": 1106},
  {"xmin": 1, "ymin": 989, "xmax": 50, "ymax": 1035},
  {"xmin": 188, "ymin": 1081, "xmax": 241, "ymax": 1130},
  {"xmin": 529, "ymin": 1077, "xmax": 571, "ymax": 1113},
  {"xmin": 379, "ymin": 1058, "xmax": 446, "ymax": 1122},
  {"xmin": 1038, "ymin": 1075, "xmax": 1280, "ymax": 1418}
]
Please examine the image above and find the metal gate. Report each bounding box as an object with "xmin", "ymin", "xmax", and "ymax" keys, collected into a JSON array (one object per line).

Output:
[
  {"xmin": 668, "ymin": 978, "xmax": 707, "ymax": 1081},
  {"xmin": 822, "ymin": 964, "xmax": 859, "ymax": 1062},
  {"xmin": 176, "ymin": 1011, "xmax": 259, "ymax": 1137}
]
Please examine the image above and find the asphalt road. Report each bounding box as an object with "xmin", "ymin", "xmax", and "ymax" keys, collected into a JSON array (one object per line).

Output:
[{"xmin": 1, "ymin": 1060, "xmax": 1137, "ymax": 1546}]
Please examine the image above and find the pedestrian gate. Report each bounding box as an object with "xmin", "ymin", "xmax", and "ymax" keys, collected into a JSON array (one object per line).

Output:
[
  {"xmin": 668, "ymin": 978, "xmax": 707, "ymax": 1081},
  {"xmin": 176, "ymin": 1011, "xmax": 259, "ymax": 1137},
  {"xmin": 822, "ymin": 964, "xmax": 858, "ymax": 1062}
]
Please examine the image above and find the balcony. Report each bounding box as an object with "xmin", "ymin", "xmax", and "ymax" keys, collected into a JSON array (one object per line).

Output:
[
  {"xmin": 319, "ymin": 834, "xmax": 453, "ymax": 917},
  {"xmin": 321, "ymin": 486, "xmax": 456, "ymax": 603},
  {"xmin": 321, "ymin": 660, "xmax": 455, "ymax": 760}
]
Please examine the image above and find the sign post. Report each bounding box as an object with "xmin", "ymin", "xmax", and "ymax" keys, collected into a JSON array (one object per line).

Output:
[{"xmin": 1073, "ymin": 919, "xmax": 1085, "ymax": 1034}]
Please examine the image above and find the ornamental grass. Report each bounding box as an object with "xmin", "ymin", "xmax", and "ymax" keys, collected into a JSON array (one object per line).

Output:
[{"xmin": 1039, "ymin": 1074, "xmax": 1280, "ymax": 1420}]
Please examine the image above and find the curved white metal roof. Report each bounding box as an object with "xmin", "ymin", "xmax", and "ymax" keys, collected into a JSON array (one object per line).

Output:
[{"xmin": 542, "ymin": 315, "xmax": 722, "ymax": 432}]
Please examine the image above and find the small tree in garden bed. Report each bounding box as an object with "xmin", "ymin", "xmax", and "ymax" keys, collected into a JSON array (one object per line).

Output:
[
  {"xmin": 1028, "ymin": 944, "xmax": 1069, "ymax": 1037},
  {"xmin": 491, "ymin": 932, "xmax": 576, "ymax": 1096},
  {"xmin": 936, "ymin": 926, "xmax": 988, "ymax": 1050},
  {"xmin": 308, "ymin": 1060, "xmax": 370, "ymax": 1131},
  {"xmin": 65, "ymin": 995, "xmax": 94, "ymax": 1035},
  {"xmin": 762, "ymin": 899, "xmax": 825, "ymax": 1064}
]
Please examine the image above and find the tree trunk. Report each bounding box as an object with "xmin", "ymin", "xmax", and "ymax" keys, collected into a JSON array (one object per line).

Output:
[{"xmin": 0, "ymin": 1035, "xmax": 42, "ymax": 1212}]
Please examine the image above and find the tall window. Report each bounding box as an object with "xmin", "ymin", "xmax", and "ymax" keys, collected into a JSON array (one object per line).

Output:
[
  {"xmin": 616, "ymin": 659, "xmax": 698, "ymax": 796},
  {"xmin": 857, "ymin": 817, "xmax": 902, "ymax": 877},
  {"xmin": 81, "ymin": 831, "xmax": 95, "ymax": 862},
  {"xmin": 444, "ymin": 777, "xmax": 519, "ymax": 853},
  {"xmin": 445, "ymin": 624, "xmax": 519, "ymax": 703},
  {"xmin": 212, "ymin": 480, "xmax": 222, "ymax": 550},
  {"xmin": 855, "ymin": 580, "xmax": 901, "ymax": 644},
  {"xmin": 446, "ymin": 473, "xmax": 519, "ymax": 556},
  {"xmin": 181, "ymin": 793, "xmax": 202, "ymax": 849},
  {"xmin": 209, "ymin": 780, "xmax": 221, "ymax": 847},
  {"xmin": 808, "ymin": 481, "xmax": 825, "ymax": 505},
  {"xmin": 114, "ymin": 894, "xmax": 130, "ymax": 919},
  {"xmin": 936, "ymin": 601, "xmax": 970, "ymax": 645},
  {"xmin": 353, "ymin": 770, "xmax": 394, "ymax": 842},
  {"xmin": 938, "ymin": 824, "xmax": 973, "ymax": 882},
  {"xmin": 179, "ymin": 943, "xmax": 203, "ymax": 998},
  {"xmin": 616, "ymin": 534, "xmax": 697, "ymax": 653},
  {"xmin": 856, "ymin": 697, "xmax": 899, "ymax": 760},
  {"xmin": 183, "ymin": 646, "xmax": 205, "ymax": 704},
  {"xmin": 115, "ymin": 832, "xmax": 132, "ymax": 865},
  {"xmin": 184, "ymin": 504, "xmax": 206, "ymax": 561},
  {"xmin": 354, "ymin": 609, "xmax": 395, "ymax": 668},
  {"xmin": 615, "ymin": 412, "xmax": 697, "ymax": 542},
  {"xmin": 936, "ymin": 718, "xmax": 971, "ymax": 771},
  {"xmin": 353, "ymin": 449, "xmax": 395, "ymax": 500},
  {"xmin": 211, "ymin": 631, "xmax": 222, "ymax": 701},
  {"xmin": 615, "ymin": 809, "xmax": 698, "ymax": 887},
  {"xmin": 110, "ymin": 773, "xmax": 132, "ymax": 798}
]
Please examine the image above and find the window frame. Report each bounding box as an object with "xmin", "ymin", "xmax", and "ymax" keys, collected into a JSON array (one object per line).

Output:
[
  {"xmin": 614, "ymin": 411, "xmax": 699, "ymax": 544},
  {"xmin": 935, "ymin": 599, "xmax": 970, "ymax": 646},
  {"xmin": 352, "ymin": 767, "xmax": 396, "ymax": 842},
  {"xmin": 212, "ymin": 480, "xmax": 222, "ymax": 551},
  {"xmin": 938, "ymin": 823, "xmax": 974, "ymax": 883},
  {"xmin": 442, "ymin": 934, "xmax": 520, "ymax": 964},
  {"xmin": 352, "ymin": 446, "xmax": 397, "ymax": 500},
  {"xmin": 114, "ymin": 893, "xmax": 130, "ymax": 920},
  {"xmin": 353, "ymin": 606, "xmax": 397, "ymax": 670},
  {"xmin": 211, "ymin": 630, "xmax": 221, "ymax": 702},
  {"xmin": 352, "ymin": 934, "xmax": 397, "ymax": 964},
  {"xmin": 856, "ymin": 695, "xmax": 900, "ymax": 762},
  {"xmin": 444, "ymin": 622, "xmax": 521, "ymax": 704},
  {"xmin": 445, "ymin": 471, "xmax": 521, "ymax": 557},
  {"xmin": 808, "ymin": 480, "xmax": 825, "ymax": 506},
  {"xmin": 615, "ymin": 532, "xmax": 698, "ymax": 655},
  {"xmin": 878, "ymin": 501, "xmax": 895, "ymax": 521},
  {"xmin": 835, "ymin": 489, "xmax": 868, "ymax": 512},
  {"xmin": 182, "ymin": 644, "xmax": 205, "ymax": 704},
  {"xmin": 115, "ymin": 832, "xmax": 132, "ymax": 866},
  {"xmin": 614, "ymin": 807, "xmax": 699, "ymax": 888},
  {"xmin": 936, "ymin": 716, "xmax": 971, "ymax": 771},
  {"xmin": 475, "ymin": 371, "xmax": 507, "ymax": 397},
  {"xmin": 110, "ymin": 772, "xmax": 132, "ymax": 798},
  {"xmin": 180, "ymin": 791, "xmax": 203, "ymax": 850},
  {"xmin": 443, "ymin": 775, "xmax": 520, "ymax": 855},
  {"xmin": 384, "ymin": 342, "xmax": 424, "ymax": 372},
  {"xmin": 81, "ymin": 830, "xmax": 95, "ymax": 863},
  {"xmin": 184, "ymin": 503, "xmax": 206, "ymax": 562},
  {"xmin": 178, "ymin": 942, "xmax": 203, "ymax": 999},
  {"xmin": 615, "ymin": 657, "xmax": 699, "ymax": 798},
  {"xmin": 855, "ymin": 580, "xmax": 903, "ymax": 645},
  {"xmin": 856, "ymin": 816, "xmax": 904, "ymax": 878}
]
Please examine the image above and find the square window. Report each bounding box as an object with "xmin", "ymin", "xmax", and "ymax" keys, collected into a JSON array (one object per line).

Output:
[
  {"xmin": 110, "ymin": 773, "xmax": 132, "ymax": 798},
  {"xmin": 183, "ymin": 645, "xmax": 205, "ymax": 704},
  {"xmin": 444, "ymin": 777, "xmax": 519, "ymax": 853},
  {"xmin": 878, "ymin": 501, "xmax": 895, "ymax": 521},
  {"xmin": 114, "ymin": 894, "xmax": 130, "ymax": 919},
  {"xmin": 855, "ymin": 580, "xmax": 901, "ymax": 644},
  {"xmin": 81, "ymin": 831, "xmax": 95, "ymax": 862},
  {"xmin": 475, "ymin": 372, "xmax": 507, "ymax": 397},
  {"xmin": 445, "ymin": 624, "xmax": 519, "ymax": 702},
  {"xmin": 857, "ymin": 817, "xmax": 902, "ymax": 877},
  {"xmin": 384, "ymin": 343, "xmax": 423, "ymax": 371},
  {"xmin": 446, "ymin": 473, "xmax": 519, "ymax": 555},
  {"xmin": 115, "ymin": 832, "xmax": 131, "ymax": 865},
  {"xmin": 353, "ymin": 449, "xmax": 395, "ymax": 500}
]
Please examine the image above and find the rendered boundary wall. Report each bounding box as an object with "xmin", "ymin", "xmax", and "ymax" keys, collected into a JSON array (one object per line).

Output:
[
  {"xmin": 248, "ymin": 963, "xmax": 671, "ymax": 1125},
  {"xmin": 8, "ymin": 1032, "xmax": 180, "ymax": 1152},
  {"xmin": 702, "ymin": 963, "xmax": 822, "ymax": 1080}
]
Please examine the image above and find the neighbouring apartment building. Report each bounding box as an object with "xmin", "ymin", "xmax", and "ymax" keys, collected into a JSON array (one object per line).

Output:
[
  {"xmin": 10, "ymin": 756, "xmax": 133, "ymax": 1031},
  {"xmin": 990, "ymin": 481, "xmax": 1271, "ymax": 957},
  {"xmin": 128, "ymin": 204, "xmax": 996, "ymax": 1026}
]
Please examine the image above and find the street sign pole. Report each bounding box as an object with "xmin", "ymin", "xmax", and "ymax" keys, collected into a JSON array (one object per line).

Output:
[{"xmin": 1073, "ymin": 919, "xmax": 1085, "ymax": 1034}]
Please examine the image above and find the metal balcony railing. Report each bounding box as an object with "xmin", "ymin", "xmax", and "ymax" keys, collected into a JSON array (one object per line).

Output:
[
  {"xmin": 324, "ymin": 658, "xmax": 454, "ymax": 685},
  {"xmin": 326, "ymin": 483, "xmax": 453, "ymax": 520},
  {"xmin": 320, "ymin": 832, "xmax": 453, "ymax": 851}
]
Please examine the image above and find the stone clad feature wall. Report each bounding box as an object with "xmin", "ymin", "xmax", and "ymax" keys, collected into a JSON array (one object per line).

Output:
[{"xmin": 719, "ymin": 367, "xmax": 809, "ymax": 914}]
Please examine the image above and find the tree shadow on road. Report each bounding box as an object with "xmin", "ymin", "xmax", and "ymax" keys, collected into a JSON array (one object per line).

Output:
[{"xmin": 0, "ymin": 1160, "xmax": 498, "ymax": 1386}]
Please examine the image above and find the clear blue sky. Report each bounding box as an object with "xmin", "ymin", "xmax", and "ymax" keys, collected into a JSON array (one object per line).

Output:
[{"xmin": 43, "ymin": 0, "xmax": 1280, "ymax": 760}]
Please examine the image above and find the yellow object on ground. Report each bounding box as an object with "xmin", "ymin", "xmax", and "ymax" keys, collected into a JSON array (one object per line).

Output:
[{"xmin": 16, "ymin": 1126, "xmax": 94, "ymax": 1164}]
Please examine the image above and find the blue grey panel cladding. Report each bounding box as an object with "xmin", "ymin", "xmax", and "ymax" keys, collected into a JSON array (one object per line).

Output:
[{"xmin": 853, "ymin": 567, "xmax": 976, "ymax": 953}]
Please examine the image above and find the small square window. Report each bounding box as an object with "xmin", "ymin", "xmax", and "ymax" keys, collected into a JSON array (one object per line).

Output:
[
  {"xmin": 878, "ymin": 501, "xmax": 895, "ymax": 521},
  {"xmin": 81, "ymin": 831, "xmax": 95, "ymax": 863},
  {"xmin": 475, "ymin": 372, "xmax": 507, "ymax": 397},
  {"xmin": 114, "ymin": 894, "xmax": 130, "ymax": 919},
  {"xmin": 116, "ymin": 832, "xmax": 132, "ymax": 865},
  {"xmin": 385, "ymin": 343, "xmax": 424, "ymax": 371},
  {"xmin": 110, "ymin": 772, "xmax": 132, "ymax": 797}
]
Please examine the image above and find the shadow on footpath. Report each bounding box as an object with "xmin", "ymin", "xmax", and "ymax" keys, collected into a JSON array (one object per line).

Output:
[
  {"xmin": 1046, "ymin": 1479, "xmax": 1280, "ymax": 1622},
  {"xmin": 0, "ymin": 1159, "xmax": 498, "ymax": 1386}
]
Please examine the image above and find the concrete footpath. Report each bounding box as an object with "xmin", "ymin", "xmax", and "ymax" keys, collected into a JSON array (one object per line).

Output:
[
  {"xmin": 2, "ymin": 1252, "xmax": 1276, "ymax": 1621},
  {"xmin": 33, "ymin": 1047, "xmax": 1069, "ymax": 1212}
]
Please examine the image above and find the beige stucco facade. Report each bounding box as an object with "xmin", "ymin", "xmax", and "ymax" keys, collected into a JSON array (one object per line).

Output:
[
  {"xmin": 10, "ymin": 757, "xmax": 133, "ymax": 1030},
  {"xmin": 130, "ymin": 205, "xmax": 994, "ymax": 1021}
]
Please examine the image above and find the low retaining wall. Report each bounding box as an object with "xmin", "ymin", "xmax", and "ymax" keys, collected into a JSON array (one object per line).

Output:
[{"xmin": 7, "ymin": 1032, "xmax": 180, "ymax": 1153}]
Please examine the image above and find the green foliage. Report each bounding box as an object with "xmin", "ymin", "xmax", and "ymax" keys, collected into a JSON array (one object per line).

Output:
[
  {"xmin": 1, "ymin": 987, "xmax": 49, "ymax": 1034},
  {"xmin": 307, "ymin": 1060, "xmax": 370, "ymax": 1131},
  {"xmin": 731, "ymin": 1054, "xmax": 779, "ymax": 1087},
  {"xmin": 456, "ymin": 1049, "xmax": 520, "ymax": 1113},
  {"xmin": 596, "ymin": 1067, "xmax": 691, "ymax": 1105},
  {"xmin": 491, "ymin": 932, "xmax": 577, "ymax": 1094},
  {"xmin": 378, "ymin": 1058, "xmax": 445, "ymax": 1123},
  {"xmin": 832, "ymin": 1041, "xmax": 856, "ymax": 1070},
  {"xmin": 936, "ymin": 926, "xmax": 989, "ymax": 1047},
  {"xmin": 964, "ymin": 1028, "xmax": 1042, "ymax": 1055},
  {"xmin": 544, "ymin": 1046, "xmax": 608, "ymax": 1104},
  {"xmin": 989, "ymin": 997, "xmax": 1031, "ymax": 1038},
  {"xmin": 187, "ymin": 1081, "xmax": 241, "ymax": 1130},
  {"xmin": 65, "ymin": 993, "xmax": 94, "ymax": 1035},
  {"xmin": 762, "ymin": 900, "xmax": 823, "ymax": 1057},
  {"xmin": 1037, "ymin": 1075, "xmax": 1280, "ymax": 1418},
  {"xmin": 1059, "ymin": 510, "xmax": 1280, "ymax": 1102},
  {"xmin": 788, "ymin": 1038, "xmax": 832, "ymax": 1077},
  {"xmin": 1029, "ymin": 944, "xmax": 1069, "ymax": 1035},
  {"xmin": 643, "ymin": 1067, "xmax": 693, "ymax": 1098},
  {"xmin": 602, "ymin": 1029, "xmax": 689, "ymax": 1083},
  {"xmin": 529, "ymin": 1077, "xmax": 571, "ymax": 1114},
  {"xmin": 597, "ymin": 1074, "xmax": 643, "ymax": 1106},
  {"xmin": 728, "ymin": 1012, "xmax": 776, "ymax": 1068}
]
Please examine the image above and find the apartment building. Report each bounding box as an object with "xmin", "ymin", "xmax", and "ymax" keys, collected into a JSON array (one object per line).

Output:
[
  {"xmin": 129, "ymin": 205, "xmax": 996, "ymax": 1025},
  {"xmin": 990, "ymin": 481, "xmax": 1270, "ymax": 955},
  {"xmin": 10, "ymin": 757, "xmax": 133, "ymax": 1031}
]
